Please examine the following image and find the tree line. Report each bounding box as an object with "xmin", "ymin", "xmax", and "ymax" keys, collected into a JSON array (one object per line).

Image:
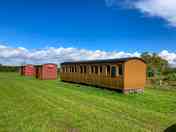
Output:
[{"xmin": 0, "ymin": 64, "xmax": 20, "ymax": 72}]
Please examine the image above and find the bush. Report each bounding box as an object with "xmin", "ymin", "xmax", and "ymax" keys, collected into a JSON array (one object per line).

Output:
[
  {"xmin": 0, "ymin": 66, "xmax": 19, "ymax": 72},
  {"xmin": 164, "ymin": 73, "xmax": 176, "ymax": 81}
]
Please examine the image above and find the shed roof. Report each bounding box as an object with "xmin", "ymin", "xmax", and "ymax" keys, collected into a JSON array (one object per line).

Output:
[
  {"xmin": 20, "ymin": 64, "xmax": 34, "ymax": 68},
  {"xmin": 61, "ymin": 57, "xmax": 145, "ymax": 65},
  {"xmin": 35, "ymin": 63, "xmax": 57, "ymax": 67}
]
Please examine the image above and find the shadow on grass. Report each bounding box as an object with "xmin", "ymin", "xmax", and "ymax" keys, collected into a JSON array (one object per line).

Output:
[
  {"xmin": 164, "ymin": 124, "xmax": 176, "ymax": 132},
  {"xmin": 61, "ymin": 80, "xmax": 125, "ymax": 94}
]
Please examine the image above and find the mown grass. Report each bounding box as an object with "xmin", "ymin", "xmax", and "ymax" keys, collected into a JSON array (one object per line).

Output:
[{"xmin": 0, "ymin": 72, "xmax": 176, "ymax": 132}]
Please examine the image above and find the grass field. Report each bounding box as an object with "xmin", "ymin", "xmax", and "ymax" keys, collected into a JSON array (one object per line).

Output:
[{"xmin": 0, "ymin": 72, "xmax": 176, "ymax": 132}]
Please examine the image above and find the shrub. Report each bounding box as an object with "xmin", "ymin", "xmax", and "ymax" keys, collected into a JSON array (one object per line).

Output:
[{"xmin": 164, "ymin": 73, "xmax": 176, "ymax": 81}]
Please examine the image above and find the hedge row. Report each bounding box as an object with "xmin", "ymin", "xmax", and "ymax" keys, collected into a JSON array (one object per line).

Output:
[{"xmin": 0, "ymin": 66, "xmax": 20, "ymax": 72}]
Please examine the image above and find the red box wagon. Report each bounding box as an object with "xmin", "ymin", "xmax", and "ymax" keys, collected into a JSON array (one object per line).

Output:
[{"xmin": 35, "ymin": 64, "xmax": 58, "ymax": 80}]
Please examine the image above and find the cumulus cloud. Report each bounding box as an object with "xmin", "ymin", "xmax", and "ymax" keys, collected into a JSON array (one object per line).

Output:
[
  {"xmin": 105, "ymin": 0, "xmax": 176, "ymax": 27},
  {"xmin": 133, "ymin": 0, "xmax": 176, "ymax": 27},
  {"xmin": 159, "ymin": 50, "xmax": 176, "ymax": 67},
  {"xmin": 0, "ymin": 44, "xmax": 140, "ymax": 66},
  {"xmin": 0, "ymin": 44, "xmax": 176, "ymax": 67}
]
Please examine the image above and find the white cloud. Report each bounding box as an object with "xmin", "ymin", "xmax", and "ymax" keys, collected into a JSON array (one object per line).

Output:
[
  {"xmin": 130, "ymin": 0, "xmax": 176, "ymax": 27},
  {"xmin": 159, "ymin": 50, "xmax": 176, "ymax": 67},
  {"xmin": 0, "ymin": 44, "xmax": 176, "ymax": 67},
  {"xmin": 105, "ymin": 0, "xmax": 176, "ymax": 27},
  {"xmin": 0, "ymin": 45, "xmax": 140, "ymax": 66}
]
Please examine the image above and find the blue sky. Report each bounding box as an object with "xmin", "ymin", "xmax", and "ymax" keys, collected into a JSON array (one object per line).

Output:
[
  {"xmin": 0, "ymin": 0, "xmax": 176, "ymax": 65},
  {"xmin": 0, "ymin": 0, "xmax": 175, "ymax": 52}
]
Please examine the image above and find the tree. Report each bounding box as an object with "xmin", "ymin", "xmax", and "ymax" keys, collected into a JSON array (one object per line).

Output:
[{"xmin": 141, "ymin": 52, "xmax": 168, "ymax": 78}]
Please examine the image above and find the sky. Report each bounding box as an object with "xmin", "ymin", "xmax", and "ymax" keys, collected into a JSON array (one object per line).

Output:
[{"xmin": 0, "ymin": 0, "xmax": 176, "ymax": 66}]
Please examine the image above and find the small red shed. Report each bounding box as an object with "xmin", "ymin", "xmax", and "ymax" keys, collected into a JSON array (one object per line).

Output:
[
  {"xmin": 20, "ymin": 65, "xmax": 36, "ymax": 76},
  {"xmin": 35, "ymin": 64, "xmax": 58, "ymax": 80}
]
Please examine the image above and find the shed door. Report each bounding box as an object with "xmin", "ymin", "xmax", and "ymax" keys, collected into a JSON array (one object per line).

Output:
[{"xmin": 36, "ymin": 68, "xmax": 39, "ymax": 78}]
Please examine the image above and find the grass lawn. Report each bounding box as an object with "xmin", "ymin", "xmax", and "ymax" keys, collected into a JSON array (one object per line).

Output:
[{"xmin": 0, "ymin": 72, "xmax": 176, "ymax": 132}]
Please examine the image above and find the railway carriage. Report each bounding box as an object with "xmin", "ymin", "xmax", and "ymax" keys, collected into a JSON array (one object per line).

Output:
[{"xmin": 60, "ymin": 57, "xmax": 146, "ymax": 94}]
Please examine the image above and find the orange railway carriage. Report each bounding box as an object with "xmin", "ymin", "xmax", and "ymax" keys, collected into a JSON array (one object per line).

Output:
[
  {"xmin": 20, "ymin": 65, "xmax": 36, "ymax": 76},
  {"xmin": 60, "ymin": 57, "xmax": 146, "ymax": 94},
  {"xmin": 35, "ymin": 64, "xmax": 58, "ymax": 80}
]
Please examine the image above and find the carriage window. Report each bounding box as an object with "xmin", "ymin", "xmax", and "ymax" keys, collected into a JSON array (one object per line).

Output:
[
  {"xmin": 111, "ymin": 66, "xmax": 116, "ymax": 77},
  {"xmin": 72, "ymin": 67, "xmax": 74, "ymax": 72},
  {"xmin": 84, "ymin": 66, "xmax": 87, "ymax": 73},
  {"xmin": 80, "ymin": 66, "xmax": 83, "ymax": 73},
  {"xmin": 95, "ymin": 66, "xmax": 98, "ymax": 74},
  {"xmin": 100, "ymin": 66, "xmax": 102, "ymax": 73},
  {"xmin": 107, "ymin": 65, "xmax": 110, "ymax": 75},
  {"xmin": 119, "ymin": 64, "xmax": 123, "ymax": 75},
  {"xmin": 91, "ymin": 66, "xmax": 94, "ymax": 73}
]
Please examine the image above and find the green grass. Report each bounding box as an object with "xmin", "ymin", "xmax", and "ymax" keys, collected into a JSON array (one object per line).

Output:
[{"xmin": 0, "ymin": 72, "xmax": 176, "ymax": 132}]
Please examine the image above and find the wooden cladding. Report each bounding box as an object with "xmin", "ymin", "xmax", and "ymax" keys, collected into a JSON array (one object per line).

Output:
[
  {"xmin": 60, "ymin": 63, "xmax": 124, "ymax": 91},
  {"xmin": 35, "ymin": 64, "xmax": 57, "ymax": 80},
  {"xmin": 60, "ymin": 58, "xmax": 146, "ymax": 94},
  {"xmin": 20, "ymin": 65, "xmax": 35, "ymax": 77},
  {"xmin": 61, "ymin": 64, "xmax": 122, "ymax": 77}
]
